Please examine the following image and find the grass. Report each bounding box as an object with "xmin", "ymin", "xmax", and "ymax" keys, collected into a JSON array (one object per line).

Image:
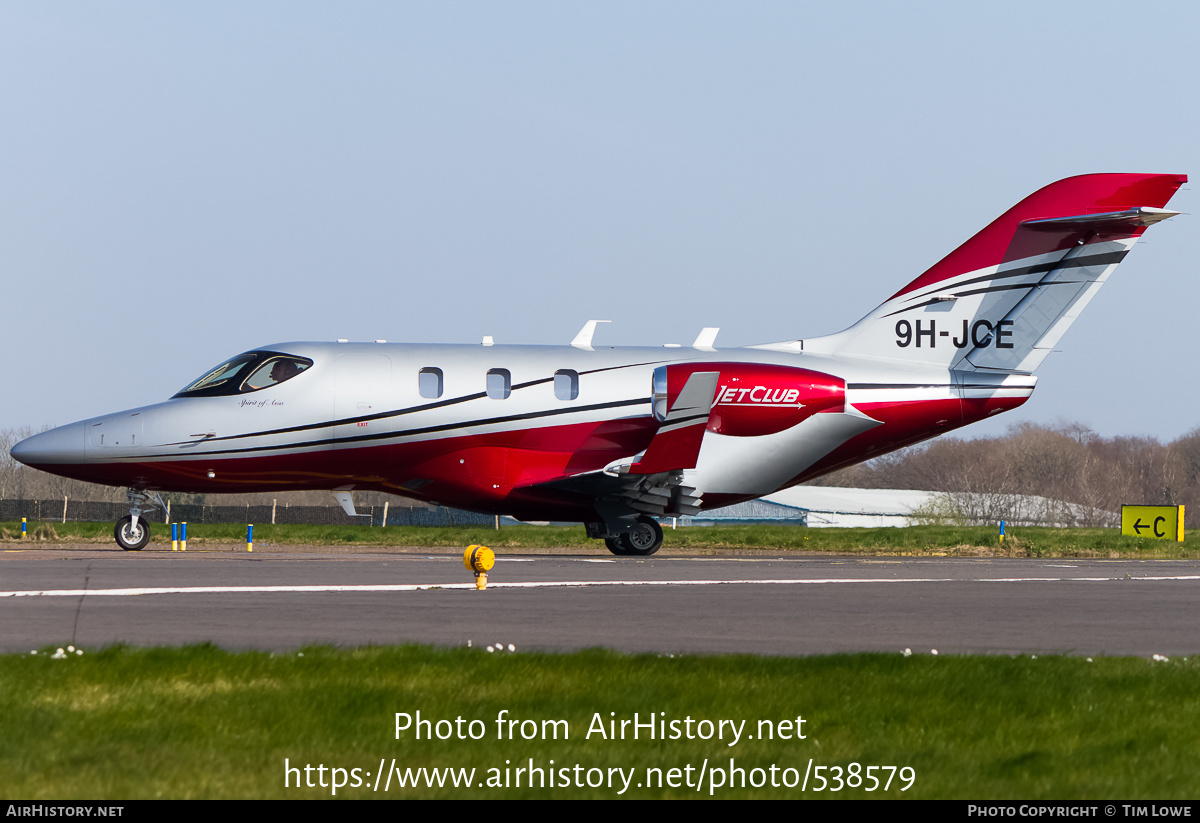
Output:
[
  {"xmin": 4, "ymin": 521, "xmax": 1197, "ymax": 798},
  {"xmin": 1, "ymin": 520, "xmax": 1196, "ymax": 558},
  {"xmin": 2, "ymin": 644, "xmax": 1198, "ymax": 799}
]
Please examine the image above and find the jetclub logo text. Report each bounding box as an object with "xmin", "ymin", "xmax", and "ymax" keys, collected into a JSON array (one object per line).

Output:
[{"xmin": 715, "ymin": 384, "xmax": 805, "ymax": 408}]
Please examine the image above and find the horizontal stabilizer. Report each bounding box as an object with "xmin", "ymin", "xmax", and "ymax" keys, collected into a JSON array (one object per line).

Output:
[{"xmin": 1020, "ymin": 207, "xmax": 1180, "ymax": 232}]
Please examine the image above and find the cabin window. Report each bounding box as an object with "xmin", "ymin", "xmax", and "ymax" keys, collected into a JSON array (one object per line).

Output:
[
  {"xmin": 554, "ymin": 370, "xmax": 579, "ymax": 401},
  {"xmin": 486, "ymin": 369, "xmax": 511, "ymax": 399},
  {"xmin": 418, "ymin": 368, "xmax": 443, "ymax": 399}
]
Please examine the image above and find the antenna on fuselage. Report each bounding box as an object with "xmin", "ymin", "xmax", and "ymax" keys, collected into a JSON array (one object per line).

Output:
[
  {"xmin": 692, "ymin": 328, "xmax": 720, "ymax": 351},
  {"xmin": 571, "ymin": 320, "xmax": 611, "ymax": 351}
]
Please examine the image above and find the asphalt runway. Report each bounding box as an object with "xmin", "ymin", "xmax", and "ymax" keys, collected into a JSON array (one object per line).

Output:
[{"xmin": 3, "ymin": 546, "xmax": 1199, "ymax": 657}]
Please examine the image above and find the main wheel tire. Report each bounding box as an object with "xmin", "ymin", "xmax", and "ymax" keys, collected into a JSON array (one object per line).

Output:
[
  {"xmin": 114, "ymin": 515, "xmax": 150, "ymax": 551},
  {"xmin": 619, "ymin": 516, "xmax": 663, "ymax": 556},
  {"xmin": 604, "ymin": 537, "xmax": 629, "ymax": 556}
]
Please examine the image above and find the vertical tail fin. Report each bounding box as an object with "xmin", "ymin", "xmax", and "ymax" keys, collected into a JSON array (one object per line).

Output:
[{"xmin": 796, "ymin": 173, "xmax": 1186, "ymax": 372}]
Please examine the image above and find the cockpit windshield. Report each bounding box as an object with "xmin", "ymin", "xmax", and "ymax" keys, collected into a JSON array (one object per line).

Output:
[{"xmin": 174, "ymin": 351, "xmax": 313, "ymax": 398}]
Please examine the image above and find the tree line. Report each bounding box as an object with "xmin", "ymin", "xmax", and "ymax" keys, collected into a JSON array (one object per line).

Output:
[{"xmin": 809, "ymin": 422, "xmax": 1200, "ymax": 528}]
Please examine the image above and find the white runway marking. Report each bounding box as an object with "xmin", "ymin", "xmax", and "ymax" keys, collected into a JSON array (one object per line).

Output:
[{"xmin": 3, "ymin": 575, "xmax": 1199, "ymax": 598}]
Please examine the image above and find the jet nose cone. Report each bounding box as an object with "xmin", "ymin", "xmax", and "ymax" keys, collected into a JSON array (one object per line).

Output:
[{"xmin": 9, "ymin": 422, "xmax": 87, "ymax": 467}]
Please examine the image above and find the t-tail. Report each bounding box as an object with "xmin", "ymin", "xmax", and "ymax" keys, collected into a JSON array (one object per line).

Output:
[{"xmin": 793, "ymin": 173, "xmax": 1186, "ymax": 372}]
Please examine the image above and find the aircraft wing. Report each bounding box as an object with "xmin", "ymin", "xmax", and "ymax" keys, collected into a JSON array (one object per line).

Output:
[{"xmin": 515, "ymin": 370, "xmax": 719, "ymax": 516}]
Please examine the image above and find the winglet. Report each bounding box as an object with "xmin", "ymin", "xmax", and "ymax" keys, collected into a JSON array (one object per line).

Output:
[
  {"xmin": 628, "ymin": 371, "xmax": 719, "ymax": 474},
  {"xmin": 333, "ymin": 490, "xmax": 358, "ymax": 517}
]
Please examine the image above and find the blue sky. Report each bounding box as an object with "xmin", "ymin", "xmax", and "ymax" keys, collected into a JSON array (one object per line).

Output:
[{"xmin": 2, "ymin": 1, "xmax": 1196, "ymax": 441}]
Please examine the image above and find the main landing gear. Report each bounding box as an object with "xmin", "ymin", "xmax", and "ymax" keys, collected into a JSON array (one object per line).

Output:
[
  {"xmin": 114, "ymin": 488, "xmax": 166, "ymax": 551},
  {"xmin": 595, "ymin": 515, "xmax": 664, "ymax": 557}
]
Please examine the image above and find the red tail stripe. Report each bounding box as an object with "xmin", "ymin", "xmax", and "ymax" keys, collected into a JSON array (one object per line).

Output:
[{"xmin": 890, "ymin": 173, "xmax": 1186, "ymax": 301}]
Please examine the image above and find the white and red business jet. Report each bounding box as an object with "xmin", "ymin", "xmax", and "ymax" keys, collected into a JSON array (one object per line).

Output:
[{"xmin": 12, "ymin": 173, "xmax": 1186, "ymax": 554}]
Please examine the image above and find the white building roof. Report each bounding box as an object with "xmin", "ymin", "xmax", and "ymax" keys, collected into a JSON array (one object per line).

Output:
[
  {"xmin": 762, "ymin": 487, "xmax": 936, "ymax": 517},
  {"xmin": 754, "ymin": 487, "xmax": 1110, "ymax": 527}
]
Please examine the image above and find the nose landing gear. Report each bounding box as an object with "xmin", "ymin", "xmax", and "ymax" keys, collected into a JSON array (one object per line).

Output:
[
  {"xmin": 115, "ymin": 515, "xmax": 151, "ymax": 551},
  {"xmin": 113, "ymin": 488, "xmax": 165, "ymax": 551}
]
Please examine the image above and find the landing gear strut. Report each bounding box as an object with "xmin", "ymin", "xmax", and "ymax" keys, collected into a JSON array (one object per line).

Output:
[
  {"xmin": 114, "ymin": 488, "xmax": 165, "ymax": 551},
  {"xmin": 595, "ymin": 515, "xmax": 663, "ymax": 557}
]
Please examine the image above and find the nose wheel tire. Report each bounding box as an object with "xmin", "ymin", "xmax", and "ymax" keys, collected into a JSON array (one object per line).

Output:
[{"xmin": 115, "ymin": 515, "xmax": 150, "ymax": 551}]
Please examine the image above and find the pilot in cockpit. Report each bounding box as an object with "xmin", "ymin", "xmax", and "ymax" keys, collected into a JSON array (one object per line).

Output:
[{"xmin": 269, "ymin": 358, "xmax": 303, "ymax": 386}]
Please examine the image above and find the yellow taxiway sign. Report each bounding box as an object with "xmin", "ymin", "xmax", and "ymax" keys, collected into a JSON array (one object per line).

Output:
[{"xmin": 1121, "ymin": 505, "xmax": 1185, "ymax": 541}]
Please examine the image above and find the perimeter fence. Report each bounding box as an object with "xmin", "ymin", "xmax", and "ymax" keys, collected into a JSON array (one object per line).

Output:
[{"xmin": 0, "ymin": 498, "xmax": 512, "ymax": 528}]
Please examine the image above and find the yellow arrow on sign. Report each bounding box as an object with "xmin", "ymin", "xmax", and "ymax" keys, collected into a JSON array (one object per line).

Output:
[{"xmin": 1121, "ymin": 505, "xmax": 1185, "ymax": 541}]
